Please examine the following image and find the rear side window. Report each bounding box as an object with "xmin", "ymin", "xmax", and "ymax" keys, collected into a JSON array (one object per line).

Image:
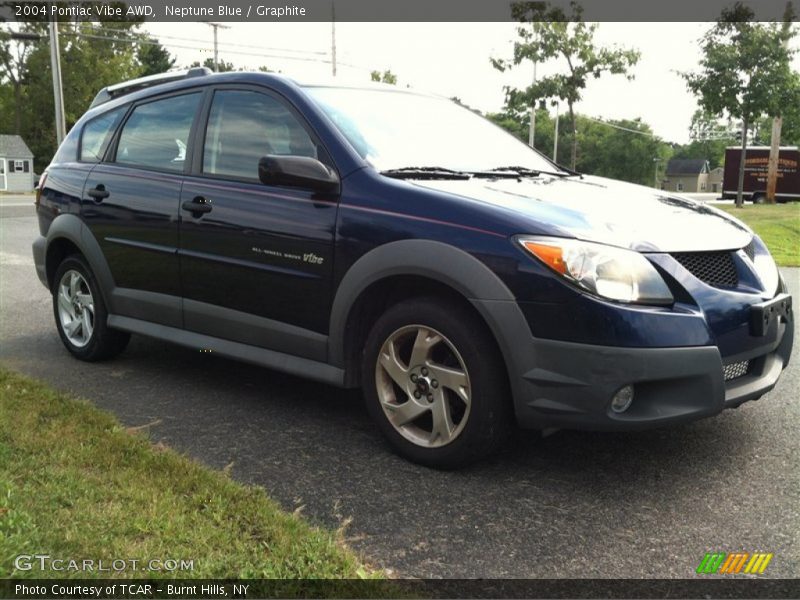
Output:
[
  {"xmin": 115, "ymin": 93, "xmax": 201, "ymax": 173},
  {"xmin": 202, "ymin": 90, "xmax": 318, "ymax": 181},
  {"xmin": 80, "ymin": 107, "xmax": 125, "ymax": 162}
]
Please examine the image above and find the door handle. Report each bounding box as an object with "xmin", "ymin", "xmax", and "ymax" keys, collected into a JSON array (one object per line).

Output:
[
  {"xmin": 181, "ymin": 196, "xmax": 212, "ymax": 215},
  {"xmin": 87, "ymin": 185, "xmax": 110, "ymax": 201}
]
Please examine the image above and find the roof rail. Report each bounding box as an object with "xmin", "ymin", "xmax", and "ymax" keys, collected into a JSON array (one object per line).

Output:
[{"xmin": 89, "ymin": 67, "xmax": 212, "ymax": 108}]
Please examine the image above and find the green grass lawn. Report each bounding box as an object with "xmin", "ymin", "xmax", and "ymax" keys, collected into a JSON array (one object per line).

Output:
[
  {"xmin": 0, "ymin": 368, "xmax": 379, "ymax": 581},
  {"xmin": 718, "ymin": 203, "xmax": 800, "ymax": 267}
]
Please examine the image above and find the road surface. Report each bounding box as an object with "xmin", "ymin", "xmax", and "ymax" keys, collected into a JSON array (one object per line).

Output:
[{"xmin": 1, "ymin": 197, "xmax": 798, "ymax": 578}]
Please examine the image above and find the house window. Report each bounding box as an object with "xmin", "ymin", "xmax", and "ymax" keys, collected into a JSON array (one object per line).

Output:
[
  {"xmin": 13, "ymin": 160, "xmax": 29, "ymax": 173},
  {"xmin": 676, "ymin": 182, "xmax": 684, "ymax": 192},
  {"xmin": 700, "ymin": 182, "xmax": 707, "ymax": 191}
]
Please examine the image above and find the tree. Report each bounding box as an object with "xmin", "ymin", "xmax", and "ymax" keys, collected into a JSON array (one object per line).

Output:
[
  {"xmin": 15, "ymin": 20, "xmax": 143, "ymax": 170},
  {"xmin": 575, "ymin": 116, "xmax": 672, "ymax": 186},
  {"xmin": 487, "ymin": 106, "xmax": 555, "ymax": 157},
  {"xmin": 492, "ymin": 1, "xmax": 639, "ymax": 169},
  {"xmin": 488, "ymin": 106, "xmax": 672, "ymax": 185},
  {"xmin": 137, "ymin": 40, "xmax": 175, "ymax": 76},
  {"xmin": 672, "ymin": 110, "xmax": 739, "ymax": 169},
  {"xmin": 0, "ymin": 25, "xmax": 43, "ymax": 134},
  {"xmin": 689, "ymin": 109, "xmax": 738, "ymax": 144},
  {"xmin": 683, "ymin": 3, "xmax": 798, "ymax": 207},
  {"xmin": 190, "ymin": 57, "xmax": 236, "ymax": 72},
  {"xmin": 370, "ymin": 69, "xmax": 397, "ymax": 84}
]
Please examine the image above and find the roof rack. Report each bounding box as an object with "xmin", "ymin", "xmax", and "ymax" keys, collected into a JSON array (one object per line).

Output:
[{"xmin": 89, "ymin": 67, "xmax": 212, "ymax": 108}]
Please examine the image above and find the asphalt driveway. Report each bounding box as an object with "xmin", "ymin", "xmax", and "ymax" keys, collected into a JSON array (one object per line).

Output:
[{"xmin": 1, "ymin": 203, "xmax": 798, "ymax": 578}]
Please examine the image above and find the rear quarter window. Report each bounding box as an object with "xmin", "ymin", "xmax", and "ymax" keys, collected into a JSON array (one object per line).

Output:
[
  {"xmin": 52, "ymin": 127, "xmax": 80, "ymax": 164},
  {"xmin": 80, "ymin": 106, "xmax": 126, "ymax": 163}
]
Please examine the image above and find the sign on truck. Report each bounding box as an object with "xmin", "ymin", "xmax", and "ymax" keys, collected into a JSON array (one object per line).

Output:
[{"xmin": 723, "ymin": 146, "xmax": 800, "ymax": 203}]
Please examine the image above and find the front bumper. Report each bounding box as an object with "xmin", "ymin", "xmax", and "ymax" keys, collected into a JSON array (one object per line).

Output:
[{"xmin": 473, "ymin": 296, "xmax": 793, "ymax": 431}]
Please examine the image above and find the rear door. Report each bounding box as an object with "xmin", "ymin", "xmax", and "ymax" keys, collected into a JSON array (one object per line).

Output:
[
  {"xmin": 178, "ymin": 86, "xmax": 338, "ymax": 359},
  {"xmin": 82, "ymin": 91, "xmax": 203, "ymax": 327}
]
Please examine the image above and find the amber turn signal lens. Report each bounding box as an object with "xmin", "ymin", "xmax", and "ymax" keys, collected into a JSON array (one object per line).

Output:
[{"xmin": 521, "ymin": 241, "xmax": 567, "ymax": 275}]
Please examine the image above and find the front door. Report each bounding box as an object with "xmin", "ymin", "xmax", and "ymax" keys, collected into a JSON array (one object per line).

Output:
[
  {"xmin": 179, "ymin": 87, "xmax": 338, "ymax": 359},
  {"xmin": 0, "ymin": 159, "xmax": 6, "ymax": 191}
]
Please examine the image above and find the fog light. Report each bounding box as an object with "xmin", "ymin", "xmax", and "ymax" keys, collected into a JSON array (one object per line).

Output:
[{"xmin": 611, "ymin": 385, "xmax": 634, "ymax": 413}]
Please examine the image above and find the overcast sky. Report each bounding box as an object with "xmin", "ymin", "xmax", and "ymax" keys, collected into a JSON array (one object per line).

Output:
[{"xmin": 144, "ymin": 22, "xmax": 800, "ymax": 144}]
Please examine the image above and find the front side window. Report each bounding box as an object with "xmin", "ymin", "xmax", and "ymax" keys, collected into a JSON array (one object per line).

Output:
[
  {"xmin": 81, "ymin": 107, "xmax": 125, "ymax": 162},
  {"xmin": 115, "ymin": 93, "xmax": 201, "ymax": 173},
  {"xmin": 203, "ymin": 90, "xmax": 318, "ymax": 181}
]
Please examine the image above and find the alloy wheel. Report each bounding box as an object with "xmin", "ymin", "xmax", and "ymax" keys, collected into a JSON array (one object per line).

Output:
[
  {"xmin": 375, "ymin": 325, "xmax": 471, "ymax": 448},
  {"xmin": 57, "ymin": 269, "xmax": 95, "ymax": 348}
]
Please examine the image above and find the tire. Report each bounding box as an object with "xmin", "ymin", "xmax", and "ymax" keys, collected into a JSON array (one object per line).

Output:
[
  {"xmin": 52, "ymin": 255, "xmax": 130, "ymax": 361},
  {"xmin": 362, "ymin": 297, "xmax": 512, "ymax": 469},
  {"xmin": 752, "ymin": 193, "xmax": 765, "ymax": 204}
]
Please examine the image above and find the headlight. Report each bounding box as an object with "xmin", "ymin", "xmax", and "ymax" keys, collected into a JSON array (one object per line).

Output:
[{"xmin": 518, "ymin": 236, "xmax": 673, "ymax": 305}]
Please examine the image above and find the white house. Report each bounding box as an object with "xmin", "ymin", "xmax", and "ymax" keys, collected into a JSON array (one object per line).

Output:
[{"xmin": 0, "ymin": 135, "xmax": 35, "ymax": 192}]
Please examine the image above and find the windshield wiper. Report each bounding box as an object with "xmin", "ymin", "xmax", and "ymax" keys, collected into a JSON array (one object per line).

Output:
[
  {"xmin": 486, "ymin": 165, "xmax": 580, "ymax": 178},
  {"xmin": 381, "ymin": 166, "xmax": 471, "ymax": 180}
]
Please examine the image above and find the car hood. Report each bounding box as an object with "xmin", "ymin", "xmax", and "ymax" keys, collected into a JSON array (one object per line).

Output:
[{"xmin": 412, "ymin": 174, "xmax": 752, "ymax": 253}]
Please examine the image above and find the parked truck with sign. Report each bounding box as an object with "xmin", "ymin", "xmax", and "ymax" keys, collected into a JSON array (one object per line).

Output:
[{"xmin": 723, "ymin": 146, "xmax": 800, "ymax": 203}]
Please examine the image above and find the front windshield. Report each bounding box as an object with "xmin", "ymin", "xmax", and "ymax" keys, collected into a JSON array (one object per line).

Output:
[{"xmin": 303, "ymin": 86, "xmax": 561, "ymax": 174}]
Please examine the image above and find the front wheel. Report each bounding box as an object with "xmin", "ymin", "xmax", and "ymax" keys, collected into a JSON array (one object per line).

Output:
[
  {"xmin": 52, "ymin": 255, "xmax": 130, "ymax": 361},
  {"xmin": 362, "ymin": 298, "xmax": 512, "ymax": 469}
]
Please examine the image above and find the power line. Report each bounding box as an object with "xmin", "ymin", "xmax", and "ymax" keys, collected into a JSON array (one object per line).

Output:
[
  {"xmin": 60, "ymin": 30, "xmax": 368, "ymax": 70},
  {"xmin": 5, "ymin": 22, "xmax": 367, "ymax": 71},
  {"xmin": 583, "ymin": 115, "xmax": 658, "ymax": 137},
  {"xmin": 85, "ymin": 24, "xmax": 329, "ymax": 57}
]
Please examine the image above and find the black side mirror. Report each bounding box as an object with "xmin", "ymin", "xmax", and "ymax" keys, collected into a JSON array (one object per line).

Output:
[{"xmin": 258, "ymin": 155, "xmax": 340, "ymax": 194}]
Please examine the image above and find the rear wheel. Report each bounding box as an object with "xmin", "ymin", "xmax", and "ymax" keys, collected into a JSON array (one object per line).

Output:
[
  {"xmin": 752, "ymin": 192, "xmax": 765, "ymax": 204},
  {"xmin": 362, "ymin": 297, "xmax": 511, "ymax": 469},
  {"xmin": 53, "ymin": 255, "xmax": 130, "ymax": 361}
]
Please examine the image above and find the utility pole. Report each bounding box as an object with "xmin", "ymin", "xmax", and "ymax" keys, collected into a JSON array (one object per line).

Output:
[
  {"xmin": 765, "ymin": 12, "xmax": 793, "ymax": 204},
  {"xmin": 331, "ymin": 1, "xmax": 337, "ymax": 76},
  {"xmin": 48, "ymin": 19, "xmax": 66, "ymax": 145},
  {"xmin": 766, "ymin": 116, "xmax": 782, "ymax": 203},
  {"xmin": 653, "ymin": 157, "xmax": 662, "ymax": 189},
  {"xmin": 528, "ymin": 28, "xmax": 538, "ymax": 149},
  {"xmin": 552, "ymin": 101, "xmax": 560, "ymax": 162},
  {"xmin": 204, "ymin": 22, "xmax": 230, "ymax": 72}
]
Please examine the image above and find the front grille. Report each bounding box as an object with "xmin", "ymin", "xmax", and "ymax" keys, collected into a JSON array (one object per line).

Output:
[
  {"xmin": 723, "ymin": 360, "xmax": 750, "ymax": 381},
  {"xmin": 672, "ymin": 251, "xmax": 738, "ymax": 287}
]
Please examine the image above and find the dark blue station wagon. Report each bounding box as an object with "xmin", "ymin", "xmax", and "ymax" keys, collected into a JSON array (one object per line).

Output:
[{"xmin": 33, "ymin": 69, "xmax": 793, "ymax": 468}]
